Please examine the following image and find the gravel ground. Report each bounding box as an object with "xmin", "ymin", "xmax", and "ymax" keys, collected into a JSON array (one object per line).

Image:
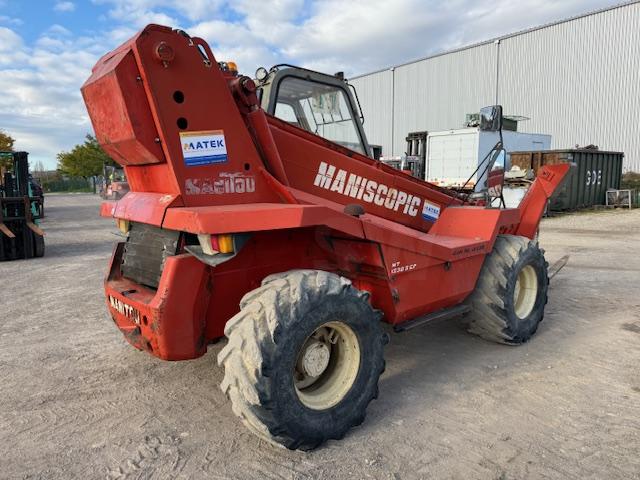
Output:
[{"xmin": 1, "ymin": 194, "xmax": 638, "ymax": 480}]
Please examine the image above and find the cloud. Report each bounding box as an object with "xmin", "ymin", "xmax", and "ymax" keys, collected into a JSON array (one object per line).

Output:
[
  {"xmin": 0, "ymin": 27, "xmax": 28, "ymax": 66},
  {"xmin": 0, "ymin": 27, "xmax": 114, "ymax": 167},
  {"xmin": 47, "ymin": 24, "xmax": 73, "ymax": 36},
  {"xmin": 0, "ymin": 26, "xmax": 23, "ymax": 50},
  {"xmin": 93, "ymin": 0, "xmax": 224, "ymax": 23},
  {"xmin": 54, "ymin": 1, "xmax": 76, "ymax": 12},
  {"xmin": 188, "ymin": 20, "xmax": 280, "ymax": 73},
  {"xmin": 0, "ymin": 15, "xmax": 23, "ymax": 26}
]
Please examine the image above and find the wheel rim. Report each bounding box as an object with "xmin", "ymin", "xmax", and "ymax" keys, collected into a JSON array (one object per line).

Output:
[
  {"xmin": 513, "ymin": 264, "xmax": 538, "ymax": 319},
  {"xmin": 294, "ymin": 321, "xmax": 360, "ymax": 410}
]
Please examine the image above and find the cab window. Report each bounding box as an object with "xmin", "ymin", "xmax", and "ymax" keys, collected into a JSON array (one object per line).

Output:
[
  {"xmin": 274, "ymin": 76, "xmax": 365, "ymax": 154},
  {"xmin": 274, "ymin": 102, "xmax": 300, "ymax": 128}
]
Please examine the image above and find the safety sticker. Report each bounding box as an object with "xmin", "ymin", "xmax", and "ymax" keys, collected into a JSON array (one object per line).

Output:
[
  {"xmin": 180, "ymin": 130, "xmax": 227, "ymax": 166},
  {"xmin": 421, "ymin": 200, "xmax": 441, "ymax": 223}
]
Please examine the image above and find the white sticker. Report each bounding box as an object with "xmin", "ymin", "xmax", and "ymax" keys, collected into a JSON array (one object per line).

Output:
[
  {"xmin": 421, "ymin": 200, "xmax": 441, "ymax": 222},
  {"xmin": 180, "ymin": 130, "xmax": 227, "ymax": 166}
]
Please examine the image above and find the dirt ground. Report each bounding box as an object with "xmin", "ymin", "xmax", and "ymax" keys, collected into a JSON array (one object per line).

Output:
[{"xmin": 1, "ymin": 193, "xmax": 638, "ymax": 480}]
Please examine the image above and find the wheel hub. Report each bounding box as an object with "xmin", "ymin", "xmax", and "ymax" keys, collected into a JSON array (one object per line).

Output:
[
  {"xmin": 294, "ymin": 322, "xmax": 361, "ymax": 410},
  {"xmin": 514, "ymin": 264, "xmax": 538, "ymax": 319},
  {"xmin": 300, "ymin": 340, "xmax": 331, "ymax": 378}
]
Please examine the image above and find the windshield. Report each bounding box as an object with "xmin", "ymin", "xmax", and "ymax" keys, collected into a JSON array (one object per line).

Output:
[{"xmin": 273, "ymin": 76, "xmax": 365, "ymax": 154}]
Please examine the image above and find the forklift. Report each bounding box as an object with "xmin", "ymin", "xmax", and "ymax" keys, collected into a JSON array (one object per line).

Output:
[
  {"xmin": 0, "ymin": 151, "xmax": 45, "ymax": 260},
  {"xmin": 100, "ymin": 164, "xmax": 130, "ymax": 200}
]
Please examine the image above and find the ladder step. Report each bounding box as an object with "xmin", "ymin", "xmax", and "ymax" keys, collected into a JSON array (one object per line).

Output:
[{"xmin": 393, "ymin": 304, "xmax": 471, "ymax": 332}]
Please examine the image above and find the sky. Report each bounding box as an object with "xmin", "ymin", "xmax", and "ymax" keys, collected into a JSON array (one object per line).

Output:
[{"xmin": 0, "ymin": 0, "xmax": 626, "ymax": 169}]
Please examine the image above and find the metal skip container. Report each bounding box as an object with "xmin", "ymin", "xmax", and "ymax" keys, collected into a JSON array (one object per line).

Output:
[{"xmin": 510, "ymin": 149, "xmax": 624, "ymax": 210}]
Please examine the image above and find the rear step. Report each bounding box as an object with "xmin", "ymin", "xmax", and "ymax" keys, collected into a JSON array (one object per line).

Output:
[{"xmin": 393, "ymin": 304, "xmax": 471, "ymax": 332}]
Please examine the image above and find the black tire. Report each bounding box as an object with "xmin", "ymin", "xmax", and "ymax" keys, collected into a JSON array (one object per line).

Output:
[
  {"xmin": 218, "ymin": 269, "xmax": 387, "ymax": 450},
  {"xmin": 466, "ymin": 235, "xmax": 549, "ymax": 345},
  {"xmin": 33, "ymin": 232, "xmax": 45, "ymax": 258}
]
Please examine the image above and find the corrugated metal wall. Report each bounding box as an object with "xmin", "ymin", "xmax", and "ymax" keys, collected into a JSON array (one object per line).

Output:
[
  {"xmin": 350, "ymin": 1, "xmax": 640, "ymax": 172},
  {"xmin": 348, "ymin": 69, "xmax": 394, "ymax": 154},
  {"xmin": 392, "ymin": 44, "xmax": 497, "ymax": 157}
]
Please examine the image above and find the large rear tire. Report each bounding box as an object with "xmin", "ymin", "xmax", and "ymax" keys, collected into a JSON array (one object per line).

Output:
[
  {"xmin": 218, "ymin": 270, "xmax": 387, "ymax": 450},
  {"xmin": 466, "ymin": 235, "xmax": 549, "ymax": 344}
]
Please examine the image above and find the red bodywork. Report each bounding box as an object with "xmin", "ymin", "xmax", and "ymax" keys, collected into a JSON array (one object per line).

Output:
[{"xmin": 83, "ymin": 25, "xmax": 569, "ymax": 360}]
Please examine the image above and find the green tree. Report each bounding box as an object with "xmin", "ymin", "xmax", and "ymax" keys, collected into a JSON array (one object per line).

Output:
[
  {"xmin": 0, "ymin": 130, "xmax": 14, "ymax": 151},
  {"xmin": 57, "ymin": 134, "xmax": 116, "ymax": 179},
  {"xmin": 0, "ymin": 130, "xmax": 15, "ymax": 170}
]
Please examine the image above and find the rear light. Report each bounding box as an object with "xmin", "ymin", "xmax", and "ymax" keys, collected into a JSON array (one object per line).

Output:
[
  {"xmin": 197, "ymin": 234, "xmax": 234, "ymax": 255},
  {"xmin": 116, "ymin": 218, "xmax": 130, "ymax": 234}
]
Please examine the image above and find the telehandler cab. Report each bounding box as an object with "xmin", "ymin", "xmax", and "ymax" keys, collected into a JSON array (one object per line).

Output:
[{"xmin": 83, "ymin": 25, "xmax": 569, "ymax": 450}]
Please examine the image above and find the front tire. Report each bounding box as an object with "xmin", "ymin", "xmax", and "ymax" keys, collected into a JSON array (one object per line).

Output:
[
  {"xmin": 466, "ymin": 235, "xmax": 549, "ymax": 344},
  {"xmin": 218, "ymin": 270, "xmax": 386, "ymax": 450}
]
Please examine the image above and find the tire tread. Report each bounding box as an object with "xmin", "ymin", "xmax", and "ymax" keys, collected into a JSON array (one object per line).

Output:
[
  {"xmin": 467, "ymin": 235, "xmax": 548, "ymax": 344},
  {"xmin": 218, "ymin": 269, "xmax": 384, "ymax": 449}
]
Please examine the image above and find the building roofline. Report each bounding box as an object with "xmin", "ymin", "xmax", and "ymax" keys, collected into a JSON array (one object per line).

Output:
[{"xmin": 349, "ymin": 0, "xmax": 639, "ymax": 80}]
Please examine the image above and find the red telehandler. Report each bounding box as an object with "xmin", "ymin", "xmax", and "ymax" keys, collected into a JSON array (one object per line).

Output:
[{"xmin": 82, "ymin": 25, "xmax": 569, "ymax": 450}]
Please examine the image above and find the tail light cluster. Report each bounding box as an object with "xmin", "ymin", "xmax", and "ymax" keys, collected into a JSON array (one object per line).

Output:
[
  {"xmin": 115, "ymin": 218, "xmax": 235, "ymax": 261},
  {"xmin": 116, "ymin": 218, "xmax": 130, "ymax": 234},
  {"xmin": 197, "ymin": 234, "xmax": 235, "ymax": 255}
]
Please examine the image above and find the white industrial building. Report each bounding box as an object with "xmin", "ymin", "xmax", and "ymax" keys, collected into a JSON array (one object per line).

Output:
[{"xmin": 350, "ymin": 1, "xmax": 640, "ymax": 172}]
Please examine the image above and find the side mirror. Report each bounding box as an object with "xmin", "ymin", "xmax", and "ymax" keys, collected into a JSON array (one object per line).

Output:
[{"xmin": 479, "ymin": 105, "xmax": 503, "ymax": 132}]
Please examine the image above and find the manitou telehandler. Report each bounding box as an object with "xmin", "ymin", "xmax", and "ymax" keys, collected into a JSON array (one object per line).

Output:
[{"xmin": 83, "ymin": 25, "xmax": 569, "ymax": 450}]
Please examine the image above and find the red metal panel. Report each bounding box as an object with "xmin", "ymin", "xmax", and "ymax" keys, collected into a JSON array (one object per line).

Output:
[
  {"xmin": 330, "ymin": 239, "xmax": 386, "ymax": 270},
  {"xmin": 112, "ymin": 192, "xmax": 180, "ymax": 226},
  {"xmin": 100, "ymin": 200, "xmax": 116, "ymax": 218},
  {"xmin": 517, "ymin": 164, "xmax": 571, "ymax": 238},
  {"xmin": 429, "ymin": 206, "xmax": 520, "ymax": 253},
  {"xmin": 269, "ymin": 116, "xmax": 457, "ymax": 204},
  {"xmin": 162, "ymin": 203, "xmax": 364, "ymax": 237},
  {"xmin": 83, "ymin": 25, "xmax": 283, "ymax": 206},
  {"xmin": 124, "ymin": 163, "xmax": 180, "ymax": 194},
  {"xmin": 82, "ymin": 49, "xmax": 166, "ymax": 167},
  {"xmin": 202, "ymin": 229, "xmax": 338, "ymax": 341},
  {"xmin": 105, "ymin": 244, "xmax": 210, "ymax": 360},
  {"xmin": 131, "ymin": 27, "xmax": 282, "ymax": 207},
  {"xmin": 361, "ymin": 216, "xmax": 487, "ymax": 261},
  {"xmin": 385, "ymin": 253, "xmax": 485, "ymax": 323},
  {"xmin": 270, "ymin": 122, "xmax": 459, "ymax": 234}
]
